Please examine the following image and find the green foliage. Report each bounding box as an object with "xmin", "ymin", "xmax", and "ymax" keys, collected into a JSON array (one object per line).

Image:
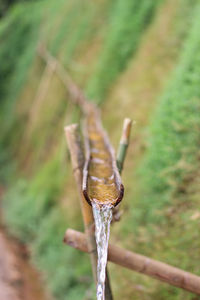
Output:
[
  {"xmin": 0, "ymin": 0, "xmax": 30, "ymax": 17},
  {"xmin": 2, "ymin": 0, "xmax": 200, "ymax": 299},
  {"xmin": 3, "ymin": 181, "xmax": 93, "ymax": 299},
  {"xmin": 3, "ymin": 153, "xmax": 94, "ymax": 299},
  {"xmin": 0, "ymin": 2, "xmax": 42, "ymax": 164},
  {"xmin": 87, "ymin": 0, "xmax": 162, "ymax": 102},
  {"xmin": 126, "ymin": 4, "xmax": 200, "ymax": 299},
  {"xmin": 0, "ymin": 2, "xmax": 40, "ymax": 108},
  {"xmin": 136, "ymin": 3, "xmax": 200, "ymax": 225},
  {"xmin": 3, "ymin": 154, "xmax": 65, "ymax": 240},
  {"xmin": 49, "ymin": 1, "xmax": 98, "ymax": 64},
  {"xmin": 32, "ymin": 208, "xmax": 93, "ymax": 300}
]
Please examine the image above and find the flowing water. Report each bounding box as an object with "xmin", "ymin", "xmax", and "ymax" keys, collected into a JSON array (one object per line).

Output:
[
  {"xmin": 92, "ymin": 203, "xmax": 113, "ymax": 300},
  {"xmin": 83, "ymin": 109, "xmax": 123, "ymax": 299}
]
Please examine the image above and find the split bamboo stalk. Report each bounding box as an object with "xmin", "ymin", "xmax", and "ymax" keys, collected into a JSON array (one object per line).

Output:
[
  {"xmin": 64, "ymin": 125, "xmax": 93, "ymax": 228},
  {"xmin": 64, "ymin": 124, "xmax": 113, "ymax": 300},
  {"xmin": 117, "ymin": 118, "xmax": 132, "ymax": 174},
  {"xmin": 64, "ymin": 229, "xmax": 200, "ymax": 295},
  {"xmin": 113, "ymin": 118, "xmax": 132, "ymax": 221}
]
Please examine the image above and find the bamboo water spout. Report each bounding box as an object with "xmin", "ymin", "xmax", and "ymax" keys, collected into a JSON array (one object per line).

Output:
[
  {"xmin": 83, "ymin": 106, "xmax": 124, "ymax": 207},
  {"xmin": 64, "ymin": 124, "xmax": 113, "ymax": 300},
  {"xmin": 81, "ymin": 106, "xmax": 124, "ymax": 299}
]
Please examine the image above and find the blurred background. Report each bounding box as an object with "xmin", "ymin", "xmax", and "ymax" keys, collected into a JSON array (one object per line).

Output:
[{"xmin": 0, "ymin": 0, "xmax": 200, "ymax": 299}]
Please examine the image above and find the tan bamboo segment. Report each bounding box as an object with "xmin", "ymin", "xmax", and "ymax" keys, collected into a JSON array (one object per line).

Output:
[
  {"xmin": 64, "ymin": 124, "xmax": 113, "ymax": 300},
  {"xmin": 112, "ymin": 118, "xmax": 133, "ymax": 221},
  {"xmin": 64, "ymin": 229, "xmax": 200, "ymax": 295},
  {"xmin": 82, "ymin": 106, "xmax": 124, "ymax": 207},
  {"xmin": 117, "ymin": 118, "xmax": 132, "ymax": 174},
  {"xmin": 64, "ymin": 124, "xmax": 96, "ymax": 276}
]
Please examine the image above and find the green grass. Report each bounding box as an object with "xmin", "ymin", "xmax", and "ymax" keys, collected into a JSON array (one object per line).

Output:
[
  {"xmin": 2, "ymin": 0, "xmax": 200, "ymax": 300},
  {"xmin": 86, "ymin": 0, "xmax": 162, "ymax": 103},
  {"xmin": 3, "ymin": 182, "xmax": 94, "ymax": 299},
  {"xmin": 136, "ymin": 2, "xmax": 200, "ymax": 226},
  {"xmin": 2, "ymin": 150, "xmax": 95, "ymax": 299},
  {"xmin": 0, "ymin": 2, "xmax": 42, "ymax": 174},
  {"xmin": 126, "ymin": 3, "xmax": 200, "ymax": 299}
]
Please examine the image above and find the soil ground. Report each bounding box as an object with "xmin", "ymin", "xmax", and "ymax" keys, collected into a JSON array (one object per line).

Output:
[{"xmin": 0, "ymin": 187, "xmax": 51, "ymax": 300}]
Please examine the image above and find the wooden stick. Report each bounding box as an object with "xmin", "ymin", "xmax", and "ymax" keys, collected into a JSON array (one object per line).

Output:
[
  {"xmin": 64, "ymin": 229, "xmax": 200, "ymax": 295},
  {"xmin": 64, "ymin": 125, "xmax": 96, "ymax": 273},
  {"xmin": 82, "ymin": 107, "xmax": 124, "ymax": 207},
  {"xmin": 64, "ymin": 124, "xmax": 113, "ymax": 299},
  {"xmin": 112, "ymin": 118, "xmax": 132, "ymax": 221},
  {"xmin": 38, "ymin": 44, "xmax": 89, "ymax": 113},
  {"xmin": 116, "ymin": 118, "xmax": 132, "ymax": 174}
]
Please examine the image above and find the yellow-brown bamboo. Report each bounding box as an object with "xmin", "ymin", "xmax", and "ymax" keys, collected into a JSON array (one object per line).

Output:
[{"xmin": 64, "ymin": 124, "xmax": 113, "ymax": 299}]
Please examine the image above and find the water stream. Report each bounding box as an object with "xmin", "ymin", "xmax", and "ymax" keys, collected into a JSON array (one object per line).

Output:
[
  {"xmin": 92, "ymin": 203, "xmax": 113, "ymax": 300},
  {"xmin": 84, "ymin": 109, "xmax": 123, "ymax": 299}
]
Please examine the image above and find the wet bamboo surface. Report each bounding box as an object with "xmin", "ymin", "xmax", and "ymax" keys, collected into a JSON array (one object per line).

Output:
[
  {"xmin": 64, "ymin": 124, "xmax": 113, "ymax": 300},
  {"xmin": 64, "ymin": 229, "xmax": 200, "ymax": 296},
  {"xmin": 83, "ymin": 107, "xmax": 124, "ymax": 207}
]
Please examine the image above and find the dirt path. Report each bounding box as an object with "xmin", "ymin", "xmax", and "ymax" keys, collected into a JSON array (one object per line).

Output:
[{"xmin": 0, "ymin": 188, "xmax": 51, "ymax": 300}]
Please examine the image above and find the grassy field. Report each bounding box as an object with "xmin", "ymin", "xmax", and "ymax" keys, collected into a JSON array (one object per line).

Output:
[{"xmin": 1, "ymin": 0, "xmax": 200, "ymax": 299}]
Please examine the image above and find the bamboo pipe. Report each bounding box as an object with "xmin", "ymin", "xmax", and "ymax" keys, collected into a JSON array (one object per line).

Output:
[
  {"xmin": 64, "ymin": 124, "xmax": 113, "ymax": 300},
  {"xmin": 64, "ymin": 229, "xmax": 200, "ymax": 295},
  {"xmin": 82, "ymin": 107, "xmax": 124, "ymax": 207}
]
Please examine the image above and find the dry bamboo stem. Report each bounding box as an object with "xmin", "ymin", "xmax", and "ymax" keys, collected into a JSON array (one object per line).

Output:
[
  {"xmin": 113, "ymin": 118, "xmax": 132, "ymax": 221},
  {"xmin": 64, "ymin": 124, "xmax": 96, "ymax": 274},
  {"xmin": 117, "ymin": 118, "xmax": 132, "ymax": 174},
  {"xmin": 38, "ymin": 44, "xmax": 89, "ymax": 113},
  {"xmin": 64, "ymin": 124, "xmax": 113, "ymax": 300},
  {"xmin": 25, "ymin": 59, "xmax": 56, "ymax": 139},
  {"xmin": 64, "ymin": 229, "xmax": 200, "ymax": 295}
]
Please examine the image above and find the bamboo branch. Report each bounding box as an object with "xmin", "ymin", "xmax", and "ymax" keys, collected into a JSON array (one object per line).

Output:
[
  {"xmin": 116, "ymin": 118, "xmax": 132, "ymax": 174},
  {"xmin": 64, "ymin": 124, "xmax": 113, "ymax": 300},
  {"xmin": 38, "ymin": 44, "xmax": 90, "ymax": 113},
  {"xmin": 64, "ymin": 124, "xmax": 96, "ymax": 272},
  {"xmin": 113, "ymin": 118, "xmax": 132, "ymax": 221},
  {"xmin": 64, "ymin": 229, "xmax": 200, "ymax": 295}
]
